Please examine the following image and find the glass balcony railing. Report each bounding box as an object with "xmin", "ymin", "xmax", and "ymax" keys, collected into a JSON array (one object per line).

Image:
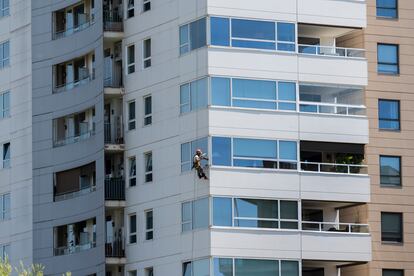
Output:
[
  {"xmin": 54, "ymin": 70, "xmax": 94, "ymax": 94},
  {"xmin": 54, "ymin": 128, "xmax": 95, "ymax": 147},
  {"xmin": 300, "ymin": 162, "xmax": 368, "ymax": 175},
  {"xmin": 54, "ymin": 241, "xmax": 96, "ymax": 256},
  {"xmin": 298, "ymin": 44, "xmax": 365, "ymax": 58},
  {"xmin": 54, "ymin": 186, "xmax": 96, "ymax": 202},
  {"xmin": 302, "ymin": 221, "xmax": 369, "ymax": 234},
  {"xmin": 53, "ymin": 14, "xmax": 94, "ymax": 40}
]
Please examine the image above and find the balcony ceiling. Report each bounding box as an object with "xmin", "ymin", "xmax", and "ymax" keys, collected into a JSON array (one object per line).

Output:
[{"xmin": 298, "ymin": 24, "xmax": 356, "ymax": 38}]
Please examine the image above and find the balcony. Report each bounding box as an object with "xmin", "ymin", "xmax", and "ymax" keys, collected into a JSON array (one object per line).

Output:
[
  {"xmin": 53, "ymin": 52, "xmax": 95, "ymax": 94},
  {"xmin": 52, "ymin": 0, "xmax": 95, "ymax": 40},
  {"xmin": 104, "ymin": 9, "xmax": 123, "ymax": 33},
  {"xmin": 105, "ymin": 177, "xmax": 125, "ymax": 201},
  {"xmin": 53, "ymin": 108, "xmax": 95, "ymax": 147},
  {"xmin": 54, "ymin": 162, "xmax": 96, "ymax": 202},
  {"xmin": 54, "ymin": 218, "xmax": 96, "ymax": 256},
  {"xmin": 105, "ymin": 208, "xmax": 125, "ymax": 263},
  {"xmin": 105, "ymin": 236, "xmax": 125, "ymax": 258}
]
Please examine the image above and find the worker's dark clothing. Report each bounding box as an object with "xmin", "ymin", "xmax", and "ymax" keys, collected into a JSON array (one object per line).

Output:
[{"xmin": 193, "ymin": 154, "xmax": 209, "ymax": 179}]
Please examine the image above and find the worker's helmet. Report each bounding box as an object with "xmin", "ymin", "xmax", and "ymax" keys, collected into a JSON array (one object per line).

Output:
[{"xmin": 196, "ymin": 149, "xmax": 202, "ymax": 153}]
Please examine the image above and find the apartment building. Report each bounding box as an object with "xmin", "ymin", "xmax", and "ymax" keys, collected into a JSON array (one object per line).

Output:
[
  {"xmin": 0, "ymin": 0, "xmax": 402, "ymax": 275},
  {"xmin": 30, "ymin": 0, "xmax": 372, "ymax": 274},
  {"xmin": 0, "ymin": 0, "xmax": 33, "ymax": 268}
]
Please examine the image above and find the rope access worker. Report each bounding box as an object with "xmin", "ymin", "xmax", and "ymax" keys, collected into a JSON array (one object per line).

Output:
[{"xmin": 193, "ymin": 149, "xmax": 209, "ymax": 180}]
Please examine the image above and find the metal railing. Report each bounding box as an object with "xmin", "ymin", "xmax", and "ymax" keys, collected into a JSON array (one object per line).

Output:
[
  {"xmin": 300, "ymin": 161, "xmax": 368, "ymax": 175},
  {"xmin": 54, "ymin": 71, "xmax": 94, "ymax": 94},
  {"xmin": 54, "ymin": 129, "xmax": 95, "ymax": 147},
  {"xmin": 105, "ymin": 177, "xmax": 125, "ymax": 200},
  {"xmin": 302, "ymin": 221, "xmax": 369, "ymax": 234},
  {"xmin": 105, "ymin": 236, "xmax": 125, "ymax": 258},
  {"xmin": 299, "ymin": 101, "xmax": 366, "ymax": 116},
  {"xmin": 53, "ymin": 14, "xmax": 93, "ymax": 40},
  {"xmin": 54, "ymin": 241, "xmax": 96, "ymax": 256},
  {"xmin": 54, "ymin": 186, "xmax": 96, "ymax": 202},
  {"xmin": 104, "ymin": 123, "xmax": 124, "ymax": 144},
  {"xmin": 298, "ymin": 44, "xmax": 365, "ymax": 58},
  {"xmin": 103, "ymin": 10, "xmax": 123, "ymax": 32}
]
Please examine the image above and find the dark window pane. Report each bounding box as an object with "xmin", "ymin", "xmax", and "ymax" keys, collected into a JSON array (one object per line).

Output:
[
  {"xmin": 281, "ymin": 261, "xmax": 299, "ymax": 276},
  {"xmin": 377, "ymin": 0, "xmax": 397, "ymax": 18},
  {"xmin": 211, "ymin": 17, "xmax": 230, "ymax": 46},
  {"xmin": 277, "ymin": 22, "xmax": 295, "ymax": 42},
  {"xmin": 379, "ymin": 99, "xmax": 400, "ymax": 130},
  {"xmin": 190, "ymin": 18, "xmax": 206, "ymax": 50},
  {"xmin": 232, "ymin": 39, "xmax": 275, "ymax": 50},
  {"xmin": 234, "ymin": 198, "xmax": 278, "ymax": 219},
  {"xmin": 383, "ymin": 269, "xmax": 404, "ymax": 276},
  {"xmin": 234, "ymin": 139, "xmax": 277, "ymax": 159},
  {"xmin": 183, "ymin": 262, "xmax": 192, "ymax": 276},
  {"xmin": 381, "ymin": 212, "xmax": 403, "ymax": 243}
]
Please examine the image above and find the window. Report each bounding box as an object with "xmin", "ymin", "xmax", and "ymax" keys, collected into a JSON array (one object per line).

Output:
[
  {"xmin": 143, "ymin": 39, "xmax": 151, "ymax": 68},
  {"xmin": 179, "ymin": 18, "xmax": 207, "ymax": 55},
  {"xmin": 383, "ymin": 269, "xmax": 404, "ymax": 276},
  {"xmin": 145, "ymin": 267, "xmax": 154, "ymax": 276},
  {"xmin": 0, "ymin": 244, "xmax": 10, "ymax": 260},
  {"xmin": 214, "ymin": 258, "xmax": 299, "ymax": 276},
  {"xmin": 127, "ymin": 44, "xmax": 135, "ymax": 74},
  {"xmin": 211, "ymin": 77, "xmax": 296, "ymax": 111},
  {"xmin": 0, "ymin": 0, "xmax": 9, "ymax": 18},
  {"xmin": 235, "ymin": 259, "xmax": 279, "ymax": 275},
  {"xmin": 127, "ymin": 0, "xmax": 135, "ymax": 18},
  {"xmin": 182, "ymin": 259, "xmax": 209, "ymax": 276},
  {"xmin": 379, "ymin": 99, "xmax": 400, "ymax": 130},
  {"xmin": 181, "ymin": 198, "xmax": 209, "ymax": 232},
  {"xmin": 129, "ymin": 156, "xmax": 137, "ymax": 187},
  {"xmin": 180, "ymin": 78, "xmax": 208, "ymax": 114},
  {"xmin": 210, "ymin": 17, "xmax": 296, "ymax": 52},
  {"xmin": 128, "ymin": 101, "xmax": 136, "ymax": 130},
  {"xmin": 129, "ymin": 214, "xmax": 137, "ymax": 243},
  {"xmin": 381, "ymin": 212, "xmax": 403, "ymax": 243},
  {"xmin": 213, "ymin": 197, "xmax": 298, "ymax": 230},
  {"xmin": 0, "ymin": 193, "xmax": 10, "ymax": 221},
  {"xmin": 377, "ymin": 0, "xmax": 398, "ymax": 18},
  {"xmin": 128, "ymin": 271, "xmax": 137, "ymax": 276},
  {"xmin": 144, "ymin": 152, "xmax": 153, "ymax": 183},
  {"xmin": 2, "ymin": 142, "xmax": 10, "ymax": 169},
  {"xmin": 144, "ymin": 95, "xmax": 152, "ymax": 125},
  {"xmin": 212, "ymin": 137, "xmax": 298, "ymax": 169},
  {"xmin": 380, "ymin": 155, "xmax": 401, "ymax": 186},
  {"xmin": 181, "ymin": 137, "xmax": 208, "ymax": 172},
  {"xmin": 0, "ymin": 40, "xmax": 10, "ymax": 69},
  {"xmin": 213, "ymin": 258, "xmax": 233, "ymax": 276},
  {"xmin": 143, "ymin": 0, "xmax": 151, "ymax": 12},
  {"xmin": 145, "ymin": 209, "xmax": 153, "ymax": 240},
  {"xmin": 378, "ymin": 44, "xmax": 399, "ymax": 74},
  {"xmin": 0, "ymin": 91, "xmax": 10, "ymax": 119}
]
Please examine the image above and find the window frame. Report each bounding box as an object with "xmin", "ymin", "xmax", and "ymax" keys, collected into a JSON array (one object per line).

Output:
[
  {"xmin": 143, "ymin": 95, "xmax": 152, "ymax": 126},
  {"xmin": 0, "ymin": 244, "xmax": 10, "ymax": 260},
  {"xmin": 180, "ymin": 137, "xmax": 209, "ymax": 172},
  {"xmin": 0, "ymin": 193, "xmax": 10, "ymax": 221},
  {"xmin": 128, "ymin": 213, "xmax": 137, "ymax": 244},
  {"xmin": 142, "ymin": 0, "xmax": 151, "ymax": 12},
  {"xmin": 145, "ymin": 267, "xmax": 154, "ymax": 276},
  {"xmin": 381, "ymin": 212, "xmax": 403, "ymax": 244},
  {"xmin": 143, "ymin": 38, "xmax": 152, "ymax": 68},
  {"xmin": 144, "ymin": 151, "xmax": 153, "ymax": 183},
  {"xmin": 128, "ymin": 156, "xmax": 137, "ymax": 187},
  {"xmin": 0, "ymin": 91, "xmax": 10, "ymax": 119},
  {"xmin": 377, "ymin": 43, "xmax": 399, "ymax": 75},
  {"xmin": 179, "ymin": 17, "xmax": 207, "ymax": 55},
  {"xmin": 126, "ymin": 44, "xmax": 136, "ymax": 74},
  {"xmin": 145, "ymin": 209, "xmax": 153, "ymax": 240},
  {"xmin": 2, "ymin": 142, "xmax": 10, "ymax": 169},
  {"xmin": 376, "ymin": 0, "xmax": 398, "ymax": 19},
  {"xmin": 379, "ymin": 155, "xmax": 401, "ymax": 187},
  {"xmin": 0, "ymin": 40, "xmax": 10, "ymax": 69},
  {"xmin": 180, "ymin": 77, "xmax": 209, "ymax": 114},
  {"xmin": 378, "ymin": 99, "xmax": 400, "ymax": 131},
  {"xmin": 127, "ymin": 0, "xmax": 135, "ymax": 18},
  {"xmin": 0, "ymin": 0, "xmax": 10, "ymax": 18},
  {"xmin": 128, "ymin": 100, "xmax": 136, "ymax": 131}
]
